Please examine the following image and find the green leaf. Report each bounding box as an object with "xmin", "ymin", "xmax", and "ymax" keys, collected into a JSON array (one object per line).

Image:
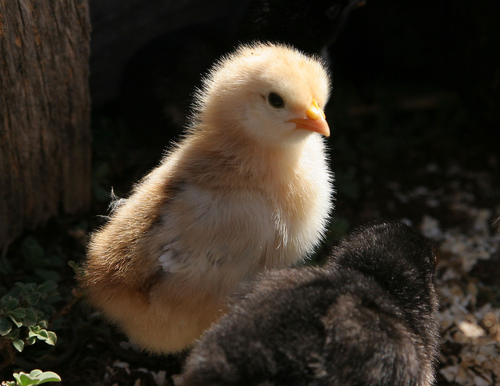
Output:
[
  {"xmin": 24, "ymin": 308, "xmax": 38, "ymax": 326},
  {"xmin": 7, "ymin": 328, "xmax": 20, "ymax": 339},
  {"xmin": 15, "ymin": 283, "xmax": 27, "ymax": 292},
  {"xmin": 8, "ymin": 297, "xmax": 19, "ymax": 310},
  {"xmin": 10, "ymin": 308, "xmax": 26, "ymax": 319},
  {"xmin": 14, "ymin": 372, "xmax": 37, "ymax": 386},
  {"xmin": 28, "ymin": 326, "xmax": 57, "ymax": 346},
  {"xmin": 2, "ymin": 295, "xmax": 19, "ymax": 310},
  {"xmin": 12, "ymin": 338, "xmax": 25, "ymax": 352},
  {"xmin": 37, "ymin": 281, "xmax": 58, "ymax": 294},
  {"xmin": 13, "ymin": 370, "xmax": 61, "ymax": 385},
  {"xmin": 16, "ymin": 282, "xmax": 38, "ymax": 296},
  {"xmin": 25, "ymin": 292, "xmax": 41, "ymax": 306},
  {"xmin": 9, "ymin": 315, "xmax": 23, "ymax": 328},
  {"xmin": 36, "ymin": 371, "xmax": 61, "ymax": 384},
  {"xmin": 34, "ymin": 371, "xmax": 61, "ymax": 384},
  {"xmin": 4, "ymin": 381, "xmax": 16, "ymax": 386},
  {"xmin": 45, "ymin": 331, "xmax": 57, "ymax": 346},
  {"xmin": 13, "ymin": 372, "xmax": 34, "ymax": 386},
  {"xmin": 27, "ymin": 324, "xmax": 57, "ymax": 346},
  {"xmin": 0, "ymin": 317, "xmax": 12, "ymax": 335},
  {"xmin": 36, "ymin": 329, "xmax": 49, "ymax": 339},
  {"xmin": 26, "ymin": 283, "xmax": 37, "ymax": 293},
  {"xmin": 68, "ymin": 260, "xmax": 80, "ymax": 273}
]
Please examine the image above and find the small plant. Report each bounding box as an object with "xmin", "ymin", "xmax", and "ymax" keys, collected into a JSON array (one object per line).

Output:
[
  {"xmin": 2, "ymin": 369, "xmax": 61, "ymax": 386},
  {"xmin": 0, "ymin": 281, "xmax": 59, "ymax": 372},
  {"xmin": 0, "ymin": 234, "xmax": 82, "ymax": 384}
]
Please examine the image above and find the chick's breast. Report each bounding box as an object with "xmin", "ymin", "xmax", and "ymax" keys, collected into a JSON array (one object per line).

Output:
[
  {"xmin": 155, "ymin": 184, "xmax": 277, "ymax": 282},
  {"xmin": 162, "ymin": 139, "xmax": 330, "ymax": 277}
]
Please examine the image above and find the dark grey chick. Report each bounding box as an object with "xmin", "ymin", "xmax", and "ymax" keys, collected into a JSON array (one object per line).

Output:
[{"xmin": 182, "ymin": 222, "xmax": 440, "ymax": 386}]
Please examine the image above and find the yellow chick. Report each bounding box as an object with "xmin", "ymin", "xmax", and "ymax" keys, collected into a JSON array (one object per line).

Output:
[{"xmin": 81, "ymin": 42, "xmax": 333, "ymax": 354}]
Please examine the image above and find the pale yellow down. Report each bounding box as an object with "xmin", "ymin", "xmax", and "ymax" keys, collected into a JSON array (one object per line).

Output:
[{"xmin": 81, "ymin": 42, "xmax": 334, "ymax": 354}]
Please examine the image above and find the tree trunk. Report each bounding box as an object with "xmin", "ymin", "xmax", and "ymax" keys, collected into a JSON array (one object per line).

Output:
[{"xmin": 0, "ymin": 0, "xmax": 91, "ymax": 248}]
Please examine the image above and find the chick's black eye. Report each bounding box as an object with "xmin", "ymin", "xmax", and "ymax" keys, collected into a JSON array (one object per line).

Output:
[{"xmin": 267, "ymin": 92, "xmax": 285, "ymax": 109}]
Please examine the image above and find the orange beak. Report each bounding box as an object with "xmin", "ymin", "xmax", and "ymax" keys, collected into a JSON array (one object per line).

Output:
[{"xmin": 288, "ymin": 99, "xmax": 330, "ymax": 137}]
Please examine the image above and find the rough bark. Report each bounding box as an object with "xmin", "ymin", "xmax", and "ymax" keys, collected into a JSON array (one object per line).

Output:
[{"xmin": 0, "ymin": 0, "xmax": 91, "ymax": 248}]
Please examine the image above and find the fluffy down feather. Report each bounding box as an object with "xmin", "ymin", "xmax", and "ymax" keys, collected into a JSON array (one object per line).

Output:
[
  {"xmin": 81, "ymin": 42, "xmax": 333, "ymax": 353},
  {"xmin": 182, "ymin": 223, "xmax": 440, "ymax": 386}
]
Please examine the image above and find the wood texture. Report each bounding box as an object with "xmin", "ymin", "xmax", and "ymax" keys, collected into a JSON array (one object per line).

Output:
[{"xmin": 0, "ymin": 0, "xmax": 91, "ymax": 248}]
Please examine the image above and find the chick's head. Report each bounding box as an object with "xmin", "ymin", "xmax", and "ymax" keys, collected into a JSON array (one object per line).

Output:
[{"xmin": 193, "ymin": 42, "xmax": 331, "ymax": 147}]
